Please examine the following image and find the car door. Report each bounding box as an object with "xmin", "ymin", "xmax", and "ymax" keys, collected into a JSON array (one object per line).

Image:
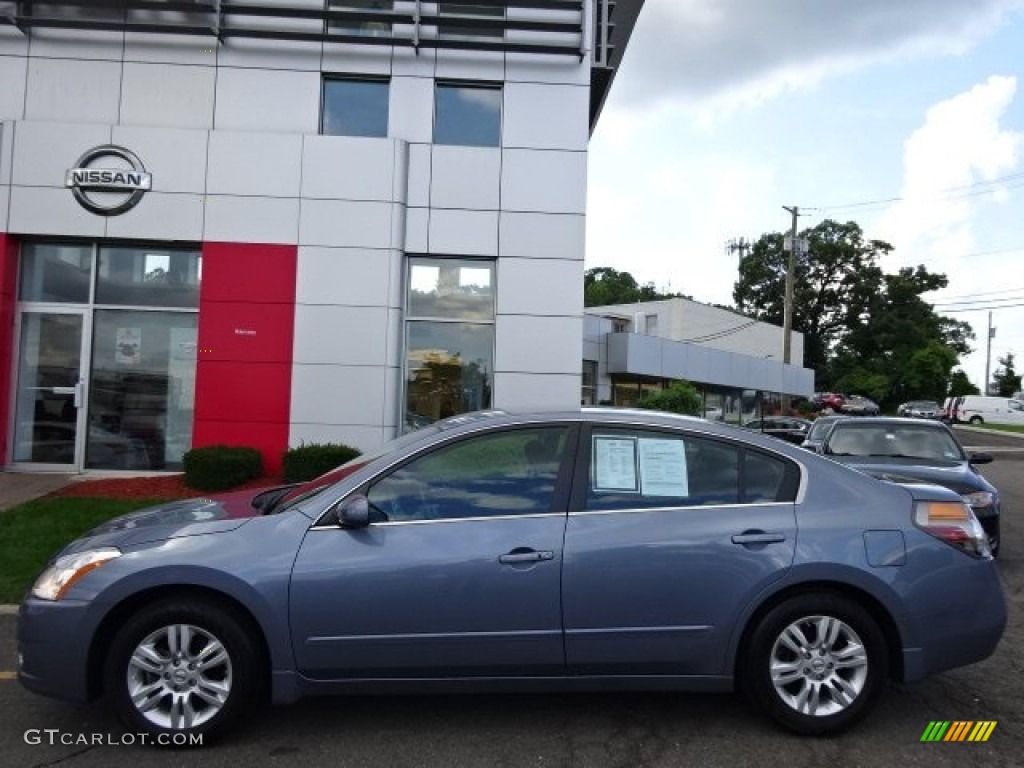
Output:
[
  {"xmin": 289, "ymin": 424, "xmax": 576, "ymax": 679},
  {"xmin": 562, "ymin": 424, "xmax": 799, "ymax": 676}
]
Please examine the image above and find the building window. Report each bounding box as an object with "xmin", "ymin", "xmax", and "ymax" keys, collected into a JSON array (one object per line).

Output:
[
  {"xmin": 434, "ymin": 82, "xmax": 502, "ymax": 147},
  {"xmin": 326, "ymin": 0, "xmax": 393, "ymax": 37},
  {"xmin": 405, "ymin": 258, "xmax": 495, "ymax": 430},
  {"xmin": 645, "ymin": 314, "xmax": 658, "ymax": 335},
  {"xmin": 438, "ymin": 2, "xmax": 504, "ymax": 39},
  {"xmin": 582, "ymin": 360, "xmax": 597, "ymax": 405},
  {"xmin": 322, "ymin": 77, "xmax": 390, "ymax": 138}
]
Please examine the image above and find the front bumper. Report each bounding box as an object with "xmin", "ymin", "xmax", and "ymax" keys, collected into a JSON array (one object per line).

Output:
[{"xmin": 18, "ymin": 598, "xmax": 97, "ymax": 703}]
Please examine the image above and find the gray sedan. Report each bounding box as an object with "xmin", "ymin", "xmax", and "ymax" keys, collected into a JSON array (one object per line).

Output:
[{"xmin": 18, "ymin": 408, "xmax": 1006, "ymax": 746}]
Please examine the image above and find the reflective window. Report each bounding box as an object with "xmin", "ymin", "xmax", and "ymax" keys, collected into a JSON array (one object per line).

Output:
[
  {"xmin": 438, "ymin": 2, "xmax": 504, "ymax": 39},
  {"xmin": 326, "ymin": 0, "xmax": 392, "ymax": 37},
  {"xmin": 408, "ymin": 259, "xmax": 494, "ymax": 321},
  {"xmin": 322, "ymin": 77, "xmax": 390, "ymax": 138},
  {"xmin": 87, "ymin": 310, "xmax": 198, "ymax": 470},
  {"xmin": 367, "ymin": 427, "xmax": 568, "ymax": 522},
  {"xmin": 582, "ymin": 360, "xmax": 597, "ymax": 405},
  {"xmin": 586, "ymin": 429, "xmax": 792, "ymax": 510},
  {"xmin": 434, "ymin": 82, "xmax": 502, "ymax": 147},
  {"xmin": 95, "ymin": 246, "xmax": 200, "ymax": 308},
  {"xmin": 19, "ymin": 243, "xmax": 93, "ymax": 303},
  {"xmin": 406, "ymin": 321, "xmax": 493, "ymax": 423}
]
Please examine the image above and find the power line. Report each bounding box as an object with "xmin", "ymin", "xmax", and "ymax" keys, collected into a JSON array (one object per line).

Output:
[
  {"xmin": 934, "ymin": 296, "xmax": 1024, "ymax": 308},
  {"xmin": 937, "ymin": 302, "xmax": 1024, "ymax": 313},
  {"xmin": 814, "ymin": 170, "xmax": 1024, "ymax": 212}
]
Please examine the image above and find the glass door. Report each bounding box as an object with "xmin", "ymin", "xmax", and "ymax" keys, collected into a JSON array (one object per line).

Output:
[{"xmin": 12, "ymin": 311, "xmax": 88, "ymax": 469}]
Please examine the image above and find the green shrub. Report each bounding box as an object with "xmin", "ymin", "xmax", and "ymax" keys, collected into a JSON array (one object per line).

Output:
[
  {"xmin": 636, "ymin": 380, "xmax": 702, "ymax": 416},
  {"xmin": 183, "ymin": 445, "xmax": 263, "ymax": 491},
  {"xmin": 282, "ymin": 443, "xmax": 361, "ymax": 483}
]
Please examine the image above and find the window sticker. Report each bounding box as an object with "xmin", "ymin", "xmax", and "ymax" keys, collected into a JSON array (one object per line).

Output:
[
  {"xmin": 593, "ymin": 436, "xmax": 638, "ymax": 492},
  {"xmin": 638, "ymin": 438, "xmax": 689, "ymax": 497}
]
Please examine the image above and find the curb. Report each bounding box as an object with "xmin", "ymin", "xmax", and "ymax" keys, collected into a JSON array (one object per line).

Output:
[{"xmin": 0, "ymin": 605, "xmax": 18, "ymax": 615}]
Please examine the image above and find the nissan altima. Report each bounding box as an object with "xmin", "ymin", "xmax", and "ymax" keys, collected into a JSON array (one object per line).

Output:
[{"xmin": 18, "ymin": 408, "xmax": 1006, "ymax": 745}]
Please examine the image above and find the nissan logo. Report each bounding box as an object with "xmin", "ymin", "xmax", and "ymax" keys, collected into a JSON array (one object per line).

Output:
[{"xmin": 65, "ymin": 145, "xmax": 152, "ymax": 216}]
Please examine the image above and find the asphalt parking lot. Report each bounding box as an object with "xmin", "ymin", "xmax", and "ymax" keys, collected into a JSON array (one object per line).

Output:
[{"xmin": 1, "ymin": 433, "xmax": 1021, "ymax": 767}]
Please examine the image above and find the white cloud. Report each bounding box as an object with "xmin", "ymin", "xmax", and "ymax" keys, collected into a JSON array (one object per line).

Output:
[{"xmin": 613, "ymin": 0, "xmax": 1024, "ymax": 116}]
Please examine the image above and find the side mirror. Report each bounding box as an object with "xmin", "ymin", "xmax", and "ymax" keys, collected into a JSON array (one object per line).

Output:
[
  {"xmin": 334, "ymin": 495, "xmax": 370, "ymax": 529},
  {"xmin": 969, "ymin": 452, "xmax": 994, "ymax": 465}
]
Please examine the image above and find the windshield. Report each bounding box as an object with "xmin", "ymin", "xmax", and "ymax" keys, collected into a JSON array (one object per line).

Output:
[
  {"xmin": 806, "ymin": 417, "xmax": 842, "ymax": 441},
  {"xmin": 826, "ymin": 424, "xmax": 964, "ymax": 461}
]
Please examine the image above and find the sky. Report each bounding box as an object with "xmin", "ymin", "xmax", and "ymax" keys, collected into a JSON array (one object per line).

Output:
[{"xmin": 587, "ymin": 0, "xmax": 1024, "ymax": 393}]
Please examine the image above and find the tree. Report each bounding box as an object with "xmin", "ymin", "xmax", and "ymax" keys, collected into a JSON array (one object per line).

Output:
[
  {"xmin": 992, "ymin": 353, "xmax": 1022, "ymax": 397},
  {"xmin": 635, "ymin": 380, "xmax": 702, "ymax": 416},
  {"xmin": 948, "ymin": 369, "xmax": 980, "ymax": 397},
  {"xmin": 585, "ymin": 267, "xmax": 679, "ymax": 307},
  {"xmin": 733, "ymin": 220, "xmax": 973, "ymax": 408}
]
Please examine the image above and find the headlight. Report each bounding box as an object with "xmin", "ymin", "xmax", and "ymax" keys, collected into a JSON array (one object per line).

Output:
[
  {"xmin": 961, "ymin": 491, "xmax": 995, "ymax": 509},
  {"xmin": 30, "ymin": 548, "xmax": 121, "ymax": 601}
]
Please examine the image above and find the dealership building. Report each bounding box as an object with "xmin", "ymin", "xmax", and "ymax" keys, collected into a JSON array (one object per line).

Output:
[{"xmin": 0, "ymin": 0, "xmax": 645, "ymax": 472}]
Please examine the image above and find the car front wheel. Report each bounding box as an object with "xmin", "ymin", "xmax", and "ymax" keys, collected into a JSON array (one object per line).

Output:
[
  {"xmin": 105, "ymin": 599, "xmax": 262, "ymax": 745},
  {"xmin": 744, "ymin": 593, "xmax": 888, "ymax": 735}
]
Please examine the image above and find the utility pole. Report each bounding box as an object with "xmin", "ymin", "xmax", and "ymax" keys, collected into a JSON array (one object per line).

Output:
[
  {"xmin": 985, "ymin": 312, "xmax": 995, "ymax": 395},
  {"xmin": 781, "ymin": 206, "xmax": 801, "ymax": 412}
]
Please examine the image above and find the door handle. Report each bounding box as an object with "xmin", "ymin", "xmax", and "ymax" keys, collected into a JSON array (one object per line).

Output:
[
  {"xmin": 499, "ymin": 549, "xmax": 555, "ymax": 564},
  {"xmin": 731, "ymin": 531, "xmax": 786, "ymax": 545}
]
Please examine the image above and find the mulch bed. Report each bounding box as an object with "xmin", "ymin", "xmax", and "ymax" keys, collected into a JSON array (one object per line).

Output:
[{"xmin": 49, "ymin": 474, "xmax": 284, "ymax": 500}]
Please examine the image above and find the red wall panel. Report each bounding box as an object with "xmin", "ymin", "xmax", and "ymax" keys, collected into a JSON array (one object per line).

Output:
[
  {"xmin": 0, "ymin": 234, "xmax": 18, "ymax": 466},
  {"xmin": 194, "ymin": 242, "xmax": 297, "ymax": 474}
]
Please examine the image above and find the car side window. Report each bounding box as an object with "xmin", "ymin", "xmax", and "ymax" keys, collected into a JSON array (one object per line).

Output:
[
  {"xmin": 586, "ymin": 429, "xmax": 793, "ymax": 511},
  {"xmin": 366, "ymin": 427, "xmax": 567, "ymax": 522}
]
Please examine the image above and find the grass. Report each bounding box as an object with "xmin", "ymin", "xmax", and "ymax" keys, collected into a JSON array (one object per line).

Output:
[
  {"xmin": 967, "ymin": 423, "xmax": 1024, "ymax": 434},
  {"xmin": 0, "ymin": 497, "xmax": 164, "ymax": 604}
]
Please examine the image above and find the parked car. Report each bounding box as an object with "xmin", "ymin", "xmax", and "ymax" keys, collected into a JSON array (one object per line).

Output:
[
  {"xmin": 19, "ymin": 408, "xmax": 1005, "ymax": 745},
  {"xmin": 800, "ymin": 414, "xmax": 850, "ymax": 452},
  {"xmin": 821, "ymin": 416, "xmax": 1001, "ymax": 555},
  {"xmin": 956, "ymin": 395, "xmax": 1024, "ymax": 425},
  {"xmin": 896, "ymin": 400, "xmax": 941, "ymax": 419},
  {"xmin": 812, "ymin": 392, "xmax": 845, "ymax": 412},
  {"xmin": 743, "ymin": 416, "xmax": 812, "ymax": 444},
  {"xmin": 840, "ymin": 395, "xmax": 881, "ymax": 416}
]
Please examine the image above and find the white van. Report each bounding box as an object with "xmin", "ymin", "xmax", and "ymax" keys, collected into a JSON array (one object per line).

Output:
[{"xmin": 956, "ymin": 395, "xmax": 1024, "ymax": 425}]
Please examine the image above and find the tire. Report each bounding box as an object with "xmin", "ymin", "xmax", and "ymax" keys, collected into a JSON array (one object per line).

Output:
[
  {"xmin": 969, "ymin": 416, "xmax": 983, "ymax": 425},
  {"xmin": 743, "ymin": 593, "xmax": 888, "ymax": 735},
  {"xmin": 105, "ymin": 599, "xmax": 263, "ymax": 745}
]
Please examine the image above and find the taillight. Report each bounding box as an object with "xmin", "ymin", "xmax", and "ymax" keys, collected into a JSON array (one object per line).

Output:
[{"xmin": 914, "ymin": 501, "xmax": 991, "ymax": 558}]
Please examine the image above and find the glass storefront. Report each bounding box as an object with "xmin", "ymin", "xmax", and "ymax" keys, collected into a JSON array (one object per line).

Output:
[
  {"xmin": 404, "ymin": 258, "xmax": 494, "ymax": 430},
  {"xmin": 13, "ymin": 241, "xmax": 200, "ymax": 471}
]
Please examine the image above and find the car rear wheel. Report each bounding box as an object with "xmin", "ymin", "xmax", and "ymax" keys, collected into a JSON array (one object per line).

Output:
[
  {"xmin": 744, "ymin": 593, "xmax": 888, "ymax": 735},
  {"xmin": 969, "ymin": 416, "xmax": 984, "ymax": 425},
  {"xmin": 105, "ymin": 599, "xmax": 262, "ymax": 745}
]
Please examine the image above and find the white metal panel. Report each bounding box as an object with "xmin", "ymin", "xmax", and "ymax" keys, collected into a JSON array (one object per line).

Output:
[
  {"xmin": 207, "ymin": 131, "xmax": 303, "ymax": 197},
  {"xmin": 428, "ymin": 208, "xmax": 498, "ymax": 255},
  {"xmin": 296, "ymin": 246, "xmax": 399, "ymax": 307},
  {"xmin": 0, "ymin": 26, "xmax": 29, "ymax": 56},
  {"xmin": 322, "ymin": 45, "xmax": 393, "ymax": 76},
  {"xmin": 105, "ymin": 191, "xmax": 204, "ymax": 241},
  {"xmin": 503, "ymin": 83, "xmax": 588, "ymax": 150},
  {"xmin": 111, "ymin": 125, "xmax": 208, "ymax": 194},
  {"xmin": 499, "ymin": 211, "xmax": 585, "ymax": 259},
  {"xmin": 435, "ymin": 48, "xmax": 504, "ymax": 81},
  {"xmin": 9, "ymin": 185, "xmax": 106, "ymax": 237},
  {"xmin": 25, "ymin": 58, "xmax": 123, "ymax": 124},
  {"xmin": 404, "ymin": 206, "xmax": 429, "ymax": 253},
  {"xmin": 293, "ymin": 305, "xmax": 390, "ymax": 366},
  {"xmin": 120, "ymin": 63, "xmax": 216, "ymax": 130},
  {"xmin": 0, "ymin": 186, "xmax": 8, "ymax": 231},
  {"xmin": 28, "ymin": 29, "xmax": 124, "ymax": 61},
  {"xmin": 202, "ymin": 195, "xmax": 300, "ymax": 244},
  {"xmin": 496, "ymin": 258, "xmax": 583, "ymax": 316},
  {"xmin": 493, "ymin": 372, "xmax": 581, "ymax": 411},
  {"xmin": 500, "ymin": 149, "xmax": 586, "ymax": 214},
  {"xmin": 495, "ymin": 315, "xmax": 583, "ymax": 375},
  {"xmin": 124, "ymin": 34, "xmax": 220, "ymax": 66},
  {"xmin": 430, "ymin": 145, "xmax": 500, "ymax": 210},
  {"xmin": 214, "ymin": 68, "xmax": 320, "ymax": 133},
  {"xmin": 389, "ymin": 76, "xmax": 435, "ymax": 144},
  {"xmin": 12, "ymin": 121, "xmax": 110, "ymax": 187},
  {"xmin": 301, "ymin": 135, "xmax": 396, "ymax": 201},
  {"xmin": 289, "ymin": 423, "xmax": 391, "ymax": 453},
  {"xmin": 290, "ymin": 363, "xmax": 389, "ymax": 426},
  {"xmin": 0, "ymin": 57, "xmax": 27, "ymax": 121},
  {"xmin": 406, "ymin": 143, "xmax": 431, "ymax": 207},
  {"xmin": 299, "ymin": 199, "xmax": 395, "ymax": 249}
]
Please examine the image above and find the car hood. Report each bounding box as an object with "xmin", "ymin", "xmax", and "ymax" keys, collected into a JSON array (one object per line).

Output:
[
  {"xmin": 63, "ymin": 486, "xmax": 278, "ymax": 553},
  {"xmin": 830, "ymin": 457, "xmax": 991, "ymax": 495}
]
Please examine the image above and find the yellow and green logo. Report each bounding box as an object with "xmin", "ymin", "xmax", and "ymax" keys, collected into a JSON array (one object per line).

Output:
[{"xmin": 921, "ymin": 721, "xmax": 997, "ymax": 742}]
